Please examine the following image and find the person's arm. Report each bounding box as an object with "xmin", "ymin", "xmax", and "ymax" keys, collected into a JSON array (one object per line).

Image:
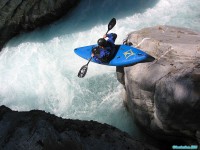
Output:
[
  {"xmin": 92, "ymin": 56, "xmax": 102, "ymax": 63},
  {"xmin": 104, "ymin": 33, "xmax": 117, "ymax": 44},
  {"xmin": 92, "ymin": 49, "xmax": 109, "ymax": 64},
  {"xmin": 91, "ymin": 48, "xmax": 102, "ymax": 64},
  {"xmin": 91, "ymin": 47, "xmax": 98, "ymax": 59}
]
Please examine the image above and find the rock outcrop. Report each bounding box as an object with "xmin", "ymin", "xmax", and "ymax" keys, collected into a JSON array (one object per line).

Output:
[
  {"xmin": 117, "ymin": 26, "xmax": 200, "ymax": 145},
  {"xmin": 0, "ymin": 0, "xmax": 79, "ymax": 51},
  {"xmin": 0, "ymin": 105, "xmax": 158, "ymax": 150}
]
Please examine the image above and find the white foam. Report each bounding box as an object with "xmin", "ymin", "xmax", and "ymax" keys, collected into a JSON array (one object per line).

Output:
[
  {"xmin": 115, "ymin": 0, "xmax": 200, "ymax": 33},
  {"xmin": 0, "ymin": 0, "xmax": 199, "ymax": 136}
]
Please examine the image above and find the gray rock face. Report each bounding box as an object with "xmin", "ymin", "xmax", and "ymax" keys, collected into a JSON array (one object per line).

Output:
[
  {"xmin": 118, "ymin": 26, "xmax": 200, "ymax": 144},
  {"xmin": 0, "ymin": 0, "xmax": 79, "ymax": 51},
  {"xmin": 0, "ymin": 105, "xmax": 158, "ymax": 150}
]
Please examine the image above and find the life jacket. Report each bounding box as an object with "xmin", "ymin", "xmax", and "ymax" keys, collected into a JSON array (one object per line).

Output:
[
  {"xmin": 92, "ymin": 33, "xmax": 117, "ymax": 63},
  {"xmin": 92, "ymin": 44, "xmax": 112, "ymax": 63}
]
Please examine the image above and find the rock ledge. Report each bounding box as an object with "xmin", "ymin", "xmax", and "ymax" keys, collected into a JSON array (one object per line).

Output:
[
  {"xmin": 117, "ymin": 25, "xmax": 200, "ymax": 145},
  {"xmin": 0, "ymin": 105, "xmax": 157, "ymax": 150}
]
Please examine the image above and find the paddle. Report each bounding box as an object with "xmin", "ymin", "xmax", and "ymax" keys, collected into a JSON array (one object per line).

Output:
[
  {"xmin": 77, "ymin": 18, "xmax": 116, "ymax": 78},
  {"xmin": 77, "ymin": 57, "xmax": 92, "ymax": 78}
]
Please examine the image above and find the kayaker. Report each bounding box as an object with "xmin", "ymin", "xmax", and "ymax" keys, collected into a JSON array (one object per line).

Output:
[{"xmin": 91, "ymin": 33, "xmax": 117, "ymax": 63}]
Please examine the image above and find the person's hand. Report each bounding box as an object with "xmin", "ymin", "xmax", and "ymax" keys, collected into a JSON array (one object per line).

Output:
[
  {"xmin": 91, "ymin": 53, "xmax": 94, "ymax": 57},
  {"xmin": 103, "ymin": 34, "xmax": 107, "ymax": 38}
]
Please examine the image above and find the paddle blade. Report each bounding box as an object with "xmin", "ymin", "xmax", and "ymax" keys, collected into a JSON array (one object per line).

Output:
[
  {"xmin": 78, "ymin": 64, "xmax": 88, "ymax": 78},
  {"xmin": 108, "ymin": 18, "xmax": 116, "ymax": 31}
]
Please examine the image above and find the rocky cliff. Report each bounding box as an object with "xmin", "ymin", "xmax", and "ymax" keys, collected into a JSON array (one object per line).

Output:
[
  {"xmin": 0, "ymin": 0, "xmax": 79, "ymax": 51},
  {"xmin": 117, "ymin": 25, "xmax": 200, "ymax": 146},
  {"xmin": 0, "ymin": 105, "xmax": 158, "ymax": 150}
]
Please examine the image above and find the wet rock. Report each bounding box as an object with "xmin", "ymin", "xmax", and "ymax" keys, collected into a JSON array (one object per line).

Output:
[
  {"xmin": 0, "ymin": 105, "xmax": 158, "ymax": 150},
  {"xmin": 117, "ymin": 25, "xmax": 200, "ymax": 145},
  {"xmin": 0, "ymin": 0, "xmax": 80, "ymax": 51}
]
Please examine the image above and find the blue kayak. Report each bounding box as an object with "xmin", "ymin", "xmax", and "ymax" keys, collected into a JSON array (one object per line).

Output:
[{"xmin": 74, "ymin": 44, "xmax": 149, "ymax": 66}]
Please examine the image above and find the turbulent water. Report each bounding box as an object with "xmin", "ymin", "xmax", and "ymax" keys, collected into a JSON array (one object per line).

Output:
[{"xmin": 0, "ymin": 0, "xmax": 200, "ymax": 138}]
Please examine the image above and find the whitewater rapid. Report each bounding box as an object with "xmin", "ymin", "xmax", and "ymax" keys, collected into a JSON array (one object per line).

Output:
[{"xmin": 0, "ymin": 0, "xmax": 199, "ymax": 137}]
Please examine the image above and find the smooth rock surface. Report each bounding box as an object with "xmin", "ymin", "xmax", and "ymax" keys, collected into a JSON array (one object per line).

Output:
[{"xmin": 118, "ymin": 25, "xmax": 200, "ymax": 145}]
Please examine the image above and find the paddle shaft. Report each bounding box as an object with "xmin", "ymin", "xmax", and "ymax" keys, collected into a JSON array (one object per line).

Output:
[
  {"xmin": 78, "ymin": 18, "xmax": 116, "ymax": 78},
  {"xmin": 86, "ymin": 18, "xmax": 116, "ymax": 65},
  {"xmin": 87, "ymin": 25, "xmax": 113, "ymax": 64},
  {"xmin": 86, "ymin": 57, "xmax": 92, "ymax": 65}
]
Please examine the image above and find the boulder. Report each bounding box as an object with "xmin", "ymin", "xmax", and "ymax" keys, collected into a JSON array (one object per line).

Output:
[
  {"xmin": 0, "ymin": 0, "xmax": 79, "ymax": 51},
  {"xmin": 0, "ymin": 105, "xmax": 158, "ymax": 150},
  {"xmin": 117, "ymin": 25, "xmax": 200, "ymax": 145}
]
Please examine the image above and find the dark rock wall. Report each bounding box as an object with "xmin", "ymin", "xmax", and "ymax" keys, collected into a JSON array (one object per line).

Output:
[
  {"xmin": 0, "ymin": 0, "xmax": 80, "ymax": 51},
  {"xmin": 0, "ymin": 105, "xmax": 158, "ymax": 150}
]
